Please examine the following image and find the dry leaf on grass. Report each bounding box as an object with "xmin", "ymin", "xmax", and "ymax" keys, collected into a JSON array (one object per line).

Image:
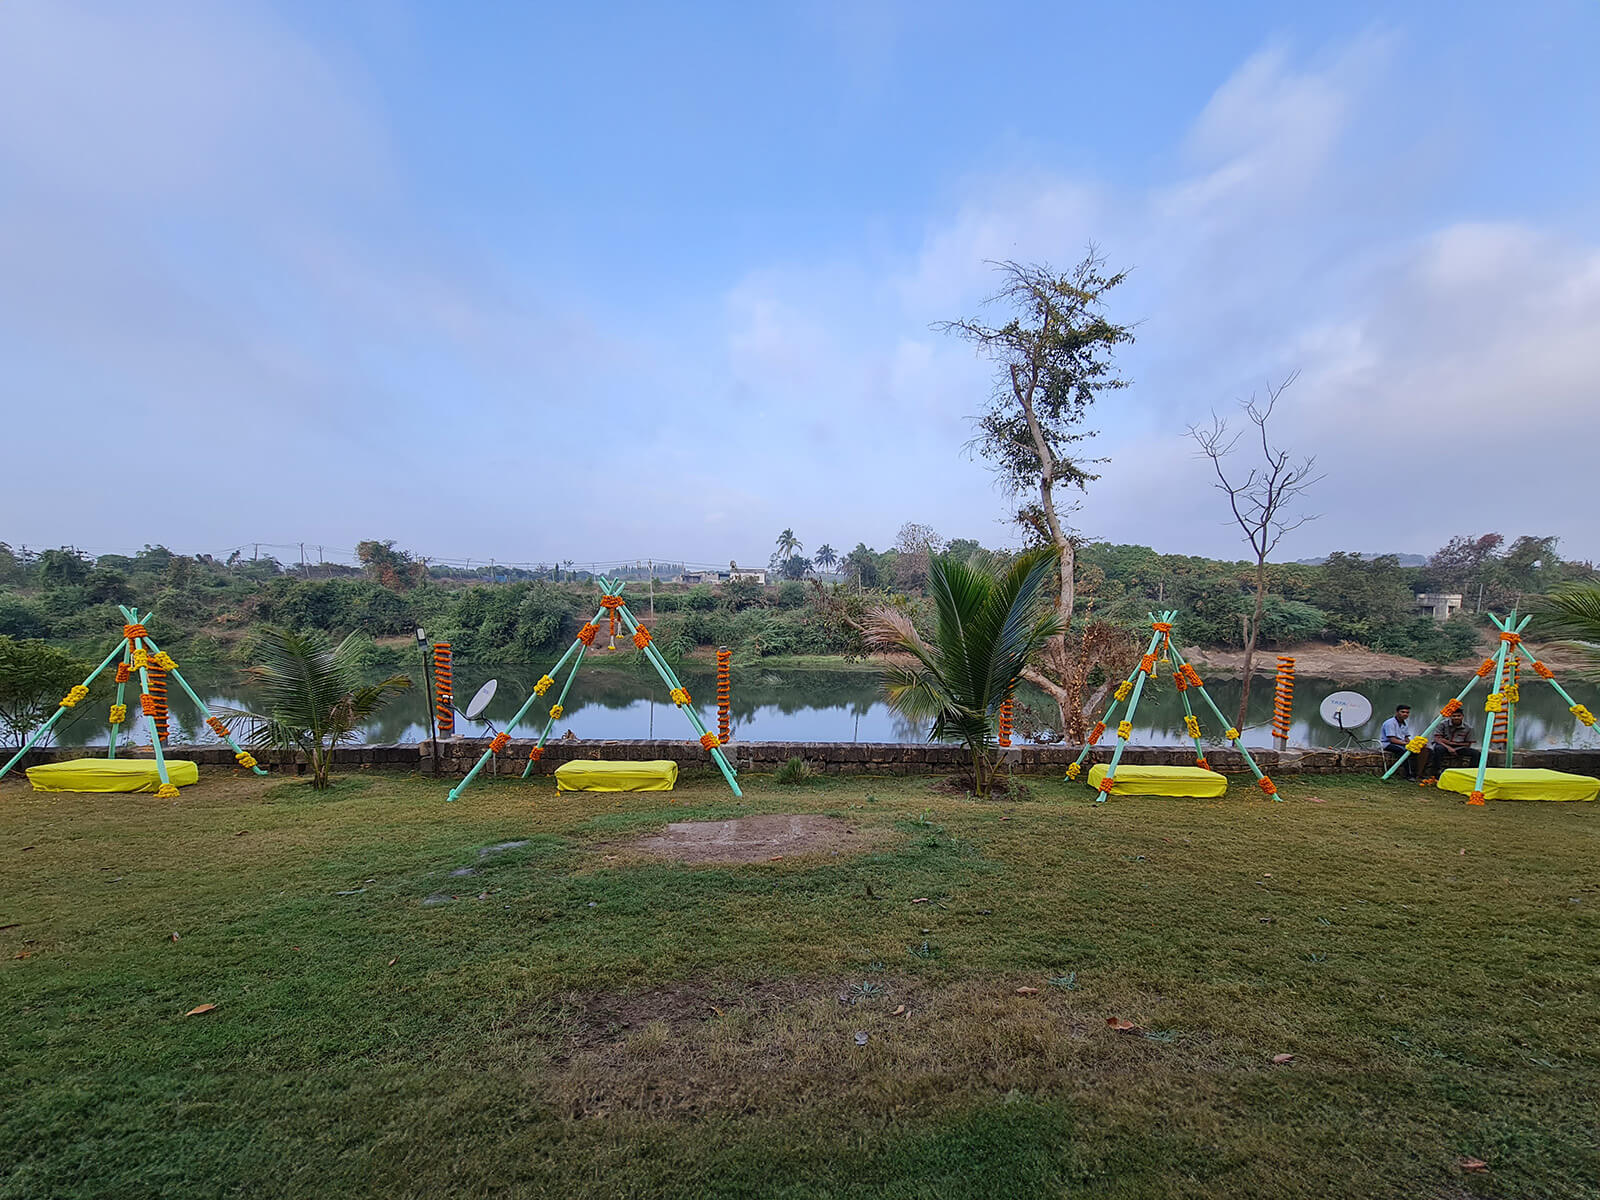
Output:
[
  {"xmin": 910, "ymin": 897, "xmax": 930, "ymax": 904},
  {"xmin": 184, "ymin": 1004, "xmax": 217, "ymax": 1017},
  {"xmin": 13, "ymin": 951, "xmax": 31, "ymax": 960},
  {"xmin": 1272, "ymin": 1053, "xmax": 1295, "ymax": 1064},
  {"xmin": 892, "ymin": 1004, "xmax": 906, "ymax": 1016},
  {"xmin": 1106, "ymin": 1017, "xmax": 1143, "ymax": 1034},
  {"xmin": 1458, "ymin": 1157, "xmax": 1488, "ymax": 1172},
  {"xmin": 387, "ymin": 958, "xmax": 396, "ymax": 966},
  {"xmin": 768, "ymin": 856, "xmax": 783, "ymax": 861},
  {"xmin": 1015, "ymin": 986, "xmax": 1039, "ymax": 996}
]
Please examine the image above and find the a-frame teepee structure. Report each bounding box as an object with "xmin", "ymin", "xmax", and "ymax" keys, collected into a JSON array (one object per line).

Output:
[
  {"xmin": 447, "ymin": 576, "xmax": 741, "ymax": 799},
  {"xmin": 1066, "ymin": 611, "xmax": 1281, "ymax": 800},
  {"xmin": 0, "ymin": 605, "xmax": 269, "ymax": 795},
  {"xmin": 1382, "ymin": 608, "xmax": 1598, "ymax": 803}
]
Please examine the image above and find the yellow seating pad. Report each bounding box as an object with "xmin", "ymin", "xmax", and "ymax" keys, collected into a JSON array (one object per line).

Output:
[
  {"xmin": 1086, "ymin": 763, "xmax": 1227, "ymax": 797},
  {"xmin": 555, "ymin": 759, "xmax": 678, "ymax": 792},
  {"xmin": 26, "ymin": 758, "xmax": 200, "ymax": 793},
  {"xmin": 1437, "ymin": 767, "xmax": 1598, "ymax": 801}
]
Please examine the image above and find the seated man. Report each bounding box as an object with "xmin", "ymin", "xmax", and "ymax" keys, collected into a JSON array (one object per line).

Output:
[
  {"xmin": 1380, "ymin": 703, "xmax": 1417, "ymax": 780},
  {"xmin": 1430, "ymin": 709, "xmax": 1477, "ymax": 776}
]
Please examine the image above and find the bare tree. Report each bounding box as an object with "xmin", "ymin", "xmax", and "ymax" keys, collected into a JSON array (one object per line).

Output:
[
  {"xmin": 1190, "ymin": 374, "xmax": 1320, "ymax": 728},
  {"xmin": 936, "ymin": 251, "xmax": 1137, "ymax": 738}
]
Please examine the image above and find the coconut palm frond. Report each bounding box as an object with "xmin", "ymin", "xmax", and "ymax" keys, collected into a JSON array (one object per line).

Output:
[{"xmin": 1532, "ymin": 584, "xmax": 1600, "ymax": 683}]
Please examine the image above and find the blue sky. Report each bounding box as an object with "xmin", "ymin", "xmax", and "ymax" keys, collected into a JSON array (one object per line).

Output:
[{"xmin": 3, "ymin": 1, "xmax": 1597, "ymax": 570}]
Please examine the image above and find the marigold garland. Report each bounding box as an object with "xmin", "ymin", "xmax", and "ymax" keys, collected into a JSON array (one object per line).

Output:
[
  {"xmin": 548, "ymin": 704, "xmax": 564, "ymax": 721},
  {"xmin": 1571, "ymin": 704, "xmax": 1596, "ymax": 727},
  {"xmin": 234, "ymin": 751, "xmax": 257, "ymax": 769},
  {"xmin": 1532, "ymin": 660, "xmax": 1554, "ymax": 679},
  {"xmin": 1485, "ymin": 693, "xmax": 1503, "ymax": 713},
  {"xmin": 156, "ymin": 783, "xmax": 180, "ymax": 799},
  {"xmin": 1139, "ymin": 654, "xmax": 1156, "ymax": 674},
  {"xmin": 1183, "ymin": 715, "xmax": 1201, "ymax": 739},
  {"xmin": 1503, "ymin": 683, "xmax": 1520, "ymax": 704},
  {"xmin": 1499, "ymin": 631, "xmax": 1522, "ymax": 645},
  {"xmin": 669, "ymin": 687, "xmax": 690, "ymax": 706},
  {"xmin": 1089, "ymin": 721, "xmax": 1106, "ymax": 743},
  {"xmin": 699, "ymin": 731, "xmax": 721, "ymax": 750},
  {"xmin": 1180, "ymin": 664, "xmax": 1203, "ymax": 688},
  {"xmin": 600, "ymin": 595, "xmax": 624, "ymax": 609},
  {"xmin": 1195, "ymin": 757, "xmax": 1210, "ymax": 770},
  {"xmin": 123, "ymin": 624, "xmax": 147, "ymax": 640},
  {"xmin": 1475, "ymin": 658, "xmax": 1496, "ymax": 678},
  {"xmin": 489, "ymin": 732, "xmax": 510, "ymax": 754},
  {"xmin": 576, "ymin": 623, "xmax": 600, "ymax": 646},
  {"xmin": 527, "ymin": 745, "xmax": 544, "ymax": 762},
  {"xmin": 1440, "ymin": 699, "xmax": 1463, "ymax": 718},
  {"xmin": 153, "ymin": 651, "xmax": 177, "ymax": 671},
  {"xmin": 136, "ymin": 693, "xmax": 154, "ymax": 715},
  {"xmin": 115, "ymin": 663, "xmax": 131, "ymax": 683},
  {"xmin": 1151, "ymin": 621, "xmax": 1173, "ymax": 634},
  {"xmin": 533, "ymin": 675, "xmax": 554, "ymax": 696},
  {"xmin": 1467, "ymin": 790, "xmax": 1485, "ymax": 806},
  {"xmin": 1405, "ymin": 735, "xmax": 1428, "ymax": 754},
  {"xmin": 1225, "ymin": 727, "xmax": 1240, "ymax": 741},
  {"xmin": 1098, "ymin": 776, "xmax": 1116, "ymax": 793},
  {"xmin": 633, "ymin": 628, "xmax": 652, "ymax": 649},
  {"xmin": 1116, "ymin": 720, "xmax": 1132, "ymax": 740},
  {"xmin": 1257, "ymin": 776, "xmax": 1277, "ymax": 796},
  {"xmin": 59, "ymin": 684, "xmax": 89, "ymax": 708},
  {"xmin": 1114, "ymin": 681, "xmax": 1132, "ymax": 702},
  {"xmin": 1173, "ymin": 671, "xmax": 1188, "ymax": 692},
  {"xmin": 132, "ymin": 648, "xmax": 149, "ymax": 669},
  {"xmin": 206, "ymin": 716, "xmax": 229, "ymax": 738},
  {"xmin": 1065, "ymin": 762, "xmax": 1082, "ymax": 779},
  {"xmin": 108, "ymin": 704, "xmax": 127, "ymax": 724}
]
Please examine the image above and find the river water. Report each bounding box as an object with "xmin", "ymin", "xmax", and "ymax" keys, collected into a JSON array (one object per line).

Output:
[{"xmin": 39, "ymin": 661, "xmax": 1600, "ymax": 752}]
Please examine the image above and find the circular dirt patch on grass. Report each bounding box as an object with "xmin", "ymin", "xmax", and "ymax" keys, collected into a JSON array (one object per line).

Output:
[{"xmin": 632, "ymin": 814, "xmax": 874, "ymax": 864}]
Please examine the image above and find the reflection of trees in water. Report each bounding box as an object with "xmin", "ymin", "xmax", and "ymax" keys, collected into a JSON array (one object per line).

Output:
[{"xmin": 45, "ymin": 662, "xmax": 1600, "ymax": 750}]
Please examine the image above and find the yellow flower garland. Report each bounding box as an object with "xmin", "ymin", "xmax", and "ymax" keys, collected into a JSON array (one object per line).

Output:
[
  {"xmin": 670, "ymin": 687, "xmax": 690, "ymax": 706},
  {"xmin": 1183, "ymin": 715, "xmax": 1201, "ymax": 739},
  {"xmin": 108, "ymin": 704, "xmax": 127, "ymax": 724},
  {"xmin": 549, "ymin": 704, "xmax": 564, "ymax": 721},
  {"xmin": 1225, "ymin": 727, "xmax": 1240, "ymax": 740},
  {"xmin": 533, "ymin": 675, "xmax": 554, "ymax": 696},
  {"xmin": 59, "ymin": 685, "xmax": 89, "ymax": 708},
  {"xmin": 1116, "ymin": 720, "xmax": 1132, "ymax": 740}
]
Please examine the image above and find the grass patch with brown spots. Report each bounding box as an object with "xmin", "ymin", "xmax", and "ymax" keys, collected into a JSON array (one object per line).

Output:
[{"xmin": 1, "ymin": 768, "xmax": 1596, "ymax": 1198}]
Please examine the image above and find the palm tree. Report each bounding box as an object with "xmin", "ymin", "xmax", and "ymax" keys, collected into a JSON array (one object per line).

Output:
[
  {"xmin": 814, "ymin": 544, "xmax": 838, "ymax": 577},
  {"xmin": 226, "ymin": 628, "xmax": 412, "ymax": 790},
  {"xmin": 1536, "ymin": 583, "xmax": 1600, "ymax": 682},
  {"xmin": 775, "ymin": 529, "xmax": 803, "ymax": 560},
  {"xmin": 866, "ymin": 547, "xmax": 1061, "ymax": 796}
]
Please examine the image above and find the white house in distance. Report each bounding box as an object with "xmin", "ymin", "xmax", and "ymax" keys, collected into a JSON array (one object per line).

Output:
[
  {"xmin": 1415, "ymin": 592, "xmax": 1464, "ymax": 620},
  {"xmin": 677, "ymin": 564, "xmax": 770, "ymax": 585}
]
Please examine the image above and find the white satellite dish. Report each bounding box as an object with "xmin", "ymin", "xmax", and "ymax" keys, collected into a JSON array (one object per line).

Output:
[
  {"xmin": 463, "ymin": 679, "xmax": 498, "ymax": 720},
  {"xmin": 1319, "ymin": 690, "xmax": 1372, "ymax": 730}
]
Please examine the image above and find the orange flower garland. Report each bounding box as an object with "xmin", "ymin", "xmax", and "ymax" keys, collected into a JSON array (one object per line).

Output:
[
  {"xmin": 699, "ymin": 731, "xmax": 720, "ymax": 751},
  {"xmin": 1139, "ymin": 653, "xmax": 1156, "ymax": 674},
  {"xmin": 1532, "ymin": 660, "xmax": 1554, "ymax": 679},
  {"xmin": 1257, "ymin": 776, "xmax": 1278, "ymax": 796},
  {"xmin": 489, "ymin": 732, "xmax": 510, "ymax": 754},
  {"xmin": 1467, "ymin": 791, "xmax": 1485, "ymax": 806},
  {"xmin": 1475, "ymin": 658, "xmax": 1496, "ymax": 678},
  {"xmin": 1499, "ymin": 631, "xmax": 1522, "ymax": 645},
  {"xmin": 1098, "ymin": 776, "xmax": 1116, "ymax": 794},
  {"xmin": 206, "ymin": 716, "xmax": 229, "ymax": 738},
  {"xmin": 527, "ymin": 745, "xmax": 544, "ymax": 762},
  {"xmin": 123, "ymin": 624, "xmax": 147, "ymax": 640},
  {"xmin": 1440, "ymin": 698, "xmax": 1463, "ymax": 719},
  {"xmin": 115, "ymin": 663, "xmax": 132, "ymax": 683},
  {"xmin": 600, "ymin": 595, "xmax": 624, "ymax": 609},
  {"xmin": 140, "ymin": 693, "xmax": 157, "ymax": 716},
  {"xmin": 1180, "ymin": 664, "xmax": 1203, "ymax": 688},
  {"xmin": 576, "ymin": 623, "xmax": 599, "ymax": 647},
  {"xmin": 1195, "ymin": 757, "xmax": 1209, "ymax": 770},
  {"xmin": 633, "ymin": 627, "xmax": 653, "ymax": 649},
  {"xmin": 1089, "ymin": 721, "xmax": 1106, "ymax": 743}
]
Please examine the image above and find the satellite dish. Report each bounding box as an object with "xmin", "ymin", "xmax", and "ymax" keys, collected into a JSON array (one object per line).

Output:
[
  {"xmin": 463, "ymin": 679, "xmax": 498, "ymax": 720},
  {"xmin": 1319, "ymin": 690, "xmax": 1373, "ymax": 730}
]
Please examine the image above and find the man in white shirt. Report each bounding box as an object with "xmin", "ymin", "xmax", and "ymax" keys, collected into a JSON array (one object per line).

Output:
[{"xmin": 1380, "ymin": 704, "xmax": 1416, "ymax": 780}]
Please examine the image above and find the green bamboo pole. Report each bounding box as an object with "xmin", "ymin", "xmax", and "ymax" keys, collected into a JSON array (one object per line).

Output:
[
  {"xmin": 1067, "ymin": 623, "xmax": 1165, "ymax": 781},
  {"xmin": 1165, "ymin": 640, "xmax": 1209, "ymax": 766},
  {"xmin": 610, "ymin": 587, "xmax": 742, "ymax": 796},
  {"xmin": 448, "ymin": 599, "xmax": 612, "ymax": 801},
  {"xmin": 1469, "ymin": 613, "xmax": 1515, "ymax": 801},
  {"xmin": 1516, "ymin": 638, "xmax": 1591, "ymax": 712},
  {"xmin": 1094, "ymin": 613, "xmax": 1172, "ymax": 802},
  {"xmin": 0, "ymin": 637, "xmax": 128, "ymax": 781},
  {"xmin": 136, "ymin": 629, "xmax": 270, "ymax": 775},
  {"xmin": 518, "ymin": 636, "xmax": 591, "ymax": 780},
  {"xmin": 106, "ymin": 643, "xmax": 132, "ymax": 760},
  {"xmin": 130, "ymin": 631, "xmax": 172, "ymax": 789},
  {"xmin": 1380, "ymin": 669, "xmax": 1488, "ymax": 780},
  {"xmin": 1163, "ymin": 643, "xmax": 1276, "ymax": 794}
]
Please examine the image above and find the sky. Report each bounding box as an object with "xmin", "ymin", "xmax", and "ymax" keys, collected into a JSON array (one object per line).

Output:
[{"xmin": 3, "ymin": 0, "xmax": 1597, "ymax": 571}]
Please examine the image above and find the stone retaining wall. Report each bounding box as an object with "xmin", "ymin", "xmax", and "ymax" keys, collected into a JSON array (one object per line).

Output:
[{"xmin": 12, "ymin": 739, "xmax": 1598, "ymax": 780}]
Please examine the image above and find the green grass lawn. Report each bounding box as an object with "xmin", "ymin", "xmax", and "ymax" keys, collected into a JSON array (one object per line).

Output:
[{"xmin": 2, "ymin": 766, "xmax": 1597, "ymax": 1199}]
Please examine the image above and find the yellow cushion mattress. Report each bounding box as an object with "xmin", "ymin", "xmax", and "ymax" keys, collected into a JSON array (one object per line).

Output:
[
  {"xmin": 26, "ymin": 758, "xmax": 200, "ymax": 793},
  {"xmin": 555, "ymin": 759, "xmax": 678, "ymax": 792},
  {"xmin": 1437, "ymin": 767, "xmax": 1598, "ymax": 801},
  {"xmin": 1086, "ymin": 763, "xmax": 1227, "ymax": 797}
]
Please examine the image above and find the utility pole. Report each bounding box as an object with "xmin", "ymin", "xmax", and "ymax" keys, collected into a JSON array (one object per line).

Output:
[
  {"xmin": 649, "ymin": 559, "xmax": 654, "ymax": 616},
  {"xmin": 300, "ymin": 542, "xmax": 307, "ymax": 578},
  {"xmin": 252, "ymin": 543, "xmax": 258, "ymax": 561}
]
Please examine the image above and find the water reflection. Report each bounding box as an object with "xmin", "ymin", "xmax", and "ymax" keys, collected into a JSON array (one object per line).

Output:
[{"xmin": 38, "ymin": 663, "xmax": 1600, "ymax": 751}]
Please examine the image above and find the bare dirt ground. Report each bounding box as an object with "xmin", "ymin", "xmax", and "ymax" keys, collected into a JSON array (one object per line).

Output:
[
  {"xmin": 628, "ymin": 814, "xmax": 879, "ymax": 864},
  {"xmin": 1185, "ymin": 636, "xmax": 1595, "ymax": 681}
]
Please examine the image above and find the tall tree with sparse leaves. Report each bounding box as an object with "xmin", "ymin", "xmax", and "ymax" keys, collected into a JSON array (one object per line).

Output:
[{"xmin": 935, "ymin": 252, "xmax": 1136, "ymax": 738}]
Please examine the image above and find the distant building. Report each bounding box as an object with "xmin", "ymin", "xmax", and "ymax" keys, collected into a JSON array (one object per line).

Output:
[
  {"xmin": 678, "ymin": 570, "xmax": 724, "ymax": 585},
  {"xmin": 1415, "ymin": 592, "xmax": 1463, "ymax": 620},
  {"xmin": 728, "ymin": 567, "xmax": 768, "ymax": 584}
]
